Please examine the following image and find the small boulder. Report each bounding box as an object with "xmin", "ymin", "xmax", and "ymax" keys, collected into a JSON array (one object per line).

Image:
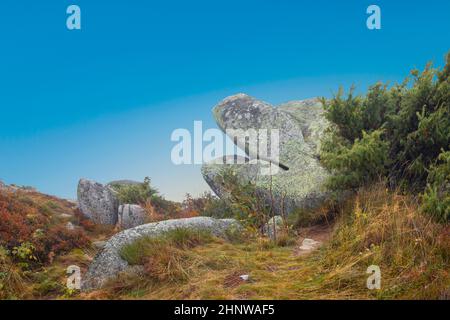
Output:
[
  {"xmin": 82, "ymin": 216, "xmax": 241, "ymax": 291},
  {"xmin": 77, "ymin": 179, "xmax": 119, "ymax": 225},
  {"xmin": 117, "ymin": 204, "xmax": 147, "ymax": 229},
  {"xmin": 299, "ymin": 238, "xmax": 321, "ymax": 251}
]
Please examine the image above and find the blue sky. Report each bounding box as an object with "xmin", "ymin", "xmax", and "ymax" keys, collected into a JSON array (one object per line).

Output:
[{"xmin": 0, "ymin": 0, "xmax": 449, "ymax": 200}]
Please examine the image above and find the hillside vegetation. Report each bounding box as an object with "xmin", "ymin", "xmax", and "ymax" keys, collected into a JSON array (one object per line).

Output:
[
  {"xmin": 82, "ymin": 184, "xmax": 449, "ymax": 300},
  {"xmin": 321, "ymin": 53, "xmax": 449, "ymax": 222},
  {"xmin": 0, "ymin": 53, "xmax": 449, "ymax": 300},
  {"xmin": 0, "ymin": 189, "xmax": 114, "ymax": 299}
]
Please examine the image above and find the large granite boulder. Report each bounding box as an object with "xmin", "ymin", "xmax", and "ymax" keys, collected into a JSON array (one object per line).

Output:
[
  {"xmin": 82, "ymin": 217, "xmax": 241, "ymax": 291},
  {"xmin": 213, "ymin": 93, "xmax": 306, "ymax": 166},
  {"xmin": 117, "ymin": 204, "xmax": 147, "ymax": 229},
  {"xmin": 77, "ymin": 179, "xmax": 119, "ymax": 225},
  {"xmin": 201, "ymin": 94, "xmax": 330, "ymax": 215}
]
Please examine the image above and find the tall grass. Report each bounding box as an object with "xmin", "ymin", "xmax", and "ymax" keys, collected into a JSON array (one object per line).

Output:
[
  {"xmin": 102, "ymin": 184, "xmax": 449, "ymax": 300},
  {"xmin": 298, "ymin": 183, "xmax": 449, "ymax": 299},
  {"xmin": 119, "ymin": 228, "xmax": 214, "ymax": 283}
]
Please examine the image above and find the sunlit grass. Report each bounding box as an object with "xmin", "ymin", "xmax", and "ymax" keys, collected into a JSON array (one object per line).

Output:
[{"xmin": 96, "ymin": 184, "xmax": 449, "ymax": 300}]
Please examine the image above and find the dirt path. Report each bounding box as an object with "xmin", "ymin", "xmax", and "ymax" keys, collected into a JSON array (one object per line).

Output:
[{"xmin": 293, "ymin": 223, "xmax": 335, "ymax": 256}]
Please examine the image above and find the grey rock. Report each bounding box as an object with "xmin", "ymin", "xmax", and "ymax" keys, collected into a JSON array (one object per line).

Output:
[
  {"xmin": 82, "ymin": 216, "xmax": 241, "ymax": 291},
  {"xmin": 278, "ymin": 98, "xmax": 328, "ymax": 156},
  {"xmin": 77, "ymin": 179, "xmax": 119, "ymax": 225},
  {"xmin": 202, "ymin": 94, "xmax": 330, "ymax": 216},
  {"xmin": 213, "ymin": 93, "xmax": 306, "ymax": 166},
  {"xmin": 117, "ymin": 204, "xmax": 147, "ymax": 229},
  {"xmin": 299, "ymin": 238, "xmax": 322, "ymax": 251}
]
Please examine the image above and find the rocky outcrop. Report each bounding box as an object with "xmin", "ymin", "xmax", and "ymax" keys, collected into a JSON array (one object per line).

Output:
[
  {"xmin": 77, "ymin": 179, "xmax": 119, "ymax": 225},
  {"xmin": 82, "ymin": 217, "xmax": 241, "ymax": 291},
  {"xmin": 0, "ymin": 181, "xmax": 37, "ymax": 193},
  {"xmin": 117, "ymin": 204, "xmax": 147, "ymax": 229},
  {"xmin": 213, "ymin": 94, "xmax": 306, "ymax": 165},
  {"xmin": 201, "ymin": 94, "xmax": 330, "ymax": 216}
]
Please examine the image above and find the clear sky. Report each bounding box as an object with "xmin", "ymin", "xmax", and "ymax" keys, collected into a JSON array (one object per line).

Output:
[{"xmin": 0, "ymin": 0, "xmax": 449, "ymax": 201}]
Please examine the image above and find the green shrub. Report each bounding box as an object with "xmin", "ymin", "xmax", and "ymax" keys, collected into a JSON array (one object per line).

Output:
[
  {"xmin": 184, "ymin": 192, "xmax": 234, "ymax": 219},
  {"xmin": 109, "ymin": 177, "xmax": 158, "ymax": 205},
  {"xmin": 110, "ymin": 177, "xmax": 181, "ymax": 217},
  {"xmin": 216, "ymin": 169, "xmax": 272, "ymax": 230},
  {"xmin": 321, "ymin": 52, "xmax": 450, "ymax": 220},
  {"xmin": 321, "ymin": 129, "xmax": 389, "ymax": 190},
  {"xmin": 422, "ymin": 150, "xmax": 450, "ymax": 222}
]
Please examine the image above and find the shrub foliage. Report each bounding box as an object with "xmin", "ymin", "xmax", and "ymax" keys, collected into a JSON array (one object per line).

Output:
[
  {"xmin": 0, "ymin": 191, "xmax": 90, "ymax": 265},
  {"xmin": 321, "ymin": 53, "xmax": 450, "ymax": 221}
]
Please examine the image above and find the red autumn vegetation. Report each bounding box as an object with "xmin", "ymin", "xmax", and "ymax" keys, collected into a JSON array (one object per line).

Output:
[{"xmin": 0, "ymin": 191, "xmax": 90, "ymax": 265}]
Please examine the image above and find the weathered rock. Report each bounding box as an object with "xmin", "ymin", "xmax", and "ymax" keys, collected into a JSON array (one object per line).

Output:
[
  {"xmin": 299, "ymin": 238, "xmax": 322, "ymax": 251},
  {"xmin": 77, "ymin": 179, "xmax": 119, "ymax": 225},
  {"xmin": 117, "ymin": 204, "xmax": 147, "ymax": 229},
  {"xmin": 201, "ymin": 94, "xmax": 330, "ymax": 216},
  {"xmin": 278, "ymin": 98, "xmax": 328, "ymax": 155},
  {"xmin": 213, "ymin": 93, "xmax": 307, "ymax": 166},
  {"xmin": 82, "ymin": 217, "xmax": 241, "ymax": 291}
]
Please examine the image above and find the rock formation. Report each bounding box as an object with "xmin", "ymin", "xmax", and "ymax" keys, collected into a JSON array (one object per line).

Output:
[
  {"xmin": 201, "ymin": 94, "xmax": 330, "ymax": 215},
  {"xmin": 82, "ymin": 216, "xmax": 241, "ymax": 290},
  {"xmin": 77, "ymin": 179, "xmax": 119, "ymax": 225}
]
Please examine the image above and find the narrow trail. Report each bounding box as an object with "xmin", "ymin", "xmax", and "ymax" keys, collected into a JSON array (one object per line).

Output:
[{"xmin": 293, "ymin": 223, "xmax": 335, "ymax": 256}]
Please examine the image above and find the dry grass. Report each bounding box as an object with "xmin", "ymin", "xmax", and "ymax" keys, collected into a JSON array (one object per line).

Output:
[
  {"xmin": 2, "ymin": 184, "xmax": 448, "ymax": 300},
  {"xmin": 0, "ymin": 189, "xmax": 114, "ymax": 300},
  {"xmin": 92, "ymin": 184, "xmax": 449, "ymax": 300}
]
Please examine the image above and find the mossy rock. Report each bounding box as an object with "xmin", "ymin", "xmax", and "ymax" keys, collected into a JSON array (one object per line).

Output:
[{"xmin": 201, "ymin": 94, "xmax": 331, "ymax": 216}]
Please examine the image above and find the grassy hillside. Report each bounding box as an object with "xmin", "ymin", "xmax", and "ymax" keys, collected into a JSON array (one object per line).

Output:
[
  {"xmin": 1, "ymin": 53, "xmax": 448, "ymax": 300},
  {"xmin": 0, "ymin": 188, "xmax": 114, "ymax": 299},
  {"xmin": 0, "ymin": 181, "xmax": 448, "ymax": 300},
  {"xmin": 80, "ymin": 184, "xmax": 448, "ymax": 300}
]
